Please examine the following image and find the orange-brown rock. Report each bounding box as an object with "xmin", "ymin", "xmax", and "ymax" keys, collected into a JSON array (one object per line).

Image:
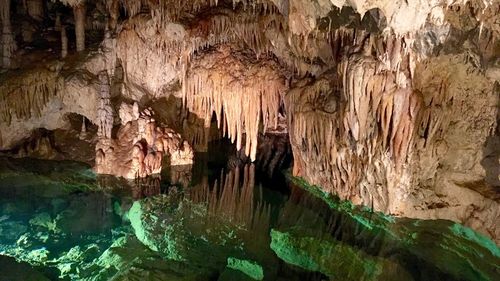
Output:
[{"xmin": 95, "ymin": 106, "xmax": 194, "ymax": 179}]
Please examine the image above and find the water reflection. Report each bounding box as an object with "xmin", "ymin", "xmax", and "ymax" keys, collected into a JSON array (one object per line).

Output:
[
  {"xmin": 0, "ymin": 157, "xmax": 498, "ymax": 281},
  {"xmin": 96, "ymin": 164, "xmax": 192, "ymax": 200},
  {"xmin": 189, "ymin": 164, "xmax": 272, "ymax": 232}
]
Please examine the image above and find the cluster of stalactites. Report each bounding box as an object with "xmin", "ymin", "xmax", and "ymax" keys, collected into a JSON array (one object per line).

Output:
[
  {"xmin": 286, "ymin": 52, "xmax": 422, "ymax": 198},
  {"xmin": 58, "ymin": 0, "xmax": 85, "ymax": 7},
  {"xmin": 339, "ymin": 57, "xmax": 421, "ymax": 167},
  {"xmin": 0, "ymin": 68, "xmax": 64, "ymax": 125},
  {"xmin": 186, "ymin": 11, "xmax": 283, "ymax": 63},
  {"xmin": 115, "ymin": 1, "xmax": 284, "ymax": 67},
  {"xmin": 414, "ymin": 60, "xmax": 454, "ymax": 148},
  {"xmin": 171, "ymin": 10, "xmax": 283, "ymax": 62},
  {"xmin": 183, "ymin": 47, "xmax": 286, "ymax": 161},
  {"xmin": 116, "ymin": 0, "xmax": 279, "ymax": 23},
  {"xmin": 281, "ymin": 24, "xmax": 416, "ymax": 78},
  {"xmin": 328, "ymin": 28, "xmax": 413, "ymax": 71}
]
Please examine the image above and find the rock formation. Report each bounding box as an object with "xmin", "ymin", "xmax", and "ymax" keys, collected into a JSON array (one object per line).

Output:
[
  {"xmin": 95, "ymin": 104, "xmax": 194, "ymax": 179},
  {"xmin": 0, "ymin": 0, "xmax": 17, "ymax": 68},
  {"xmin": 61, "ymin": 25, "xmax": 68, "ymax": 58},
  {"xmin": 96, "ymin": 71, "xmax": 113, "ymax": 139},
  {"xmin": 60, "ymin": 0, "xmax": 86, "ymax": 51},
  {"xmin": 184, "ymin": 46, "xmax": 286, "ymax": 161},
  {"xmin": 0, "ymin": 0, "xmax": 498, "ymax": 242}
]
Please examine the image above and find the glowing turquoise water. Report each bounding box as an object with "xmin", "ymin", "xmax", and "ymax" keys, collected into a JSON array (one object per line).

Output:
[{"xmin": 0, "ymin": 156, "xmax": 498, "ymax": 281}]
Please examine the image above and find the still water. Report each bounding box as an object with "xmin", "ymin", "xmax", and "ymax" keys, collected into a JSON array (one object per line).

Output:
[{"xmin": 0, "ymin": 152, "xmax": 498, "ymax": 281}]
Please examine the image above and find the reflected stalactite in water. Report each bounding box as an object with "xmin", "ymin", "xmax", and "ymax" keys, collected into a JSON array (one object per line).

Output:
[
  {"xmin": 189, "ymin": 164, "xmax": 272, "ymax": 240},
  {"xmin": 0, "ymin": 156, "xmax": 498, "ymax": 280},
  {"xmin": 96, "ymin": 164, "xmax": 193, "ymax": 200},
  {"xmin": 96, "ymin": 174, "xmax": 163, "ymax": 200},
  {"xmin": 279, "ymin": 184, "xmax": 395, "ymax": 256},
  {"xmin": 167, "ymin": 164, "xmax": 193, "ymax": 189},
  {"xmin": 131, "ymin": 175, "xmax": 162, "ymax": 200}
]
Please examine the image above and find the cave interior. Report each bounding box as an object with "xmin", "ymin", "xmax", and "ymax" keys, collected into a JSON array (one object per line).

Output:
[{"xmin": 0, "ymin": 0, "xmax": 499, "ymax": 280}]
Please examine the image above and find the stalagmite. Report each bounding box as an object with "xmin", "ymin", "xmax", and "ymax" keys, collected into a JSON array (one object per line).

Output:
[
  {"xmin": 95, "ymin": 105, "xmax": 194, "ymax": 179},
  {"xmin": 97, "ymin": 72, "xmax": 113, "ymax": 139},
  {"xmin": 61, "ymin": 26, "xmax": 68, "ymax": 58},
  {"xmin": 1, "ymin": 0, "xmax": 17, "ymax": 68},
  {"xmin": 79, "ymin": 116, "xmax": 87, "ymax": 139}
]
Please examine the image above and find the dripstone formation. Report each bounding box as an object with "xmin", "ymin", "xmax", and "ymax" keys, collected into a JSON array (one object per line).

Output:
[{"xmin": 0, "ymin": 0, "xmax": 498, "ymax": 242}]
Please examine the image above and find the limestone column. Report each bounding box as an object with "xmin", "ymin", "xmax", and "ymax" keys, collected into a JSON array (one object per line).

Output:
[
  {"xmin": 97, "ymin": 71, "xmax": 113, "ymax": 139},
  {"xmin": 61, "ymin": 25, "xmax": 68, "ymax": 58},
  {"xmin": 25, "ymin": 0, "xmax": 44, "ymax": 21},
  {"xmin": 107, "ymin": 0, "xmax": 119, "ymax": 31},
  {"xmin": 74, "ymin": 2, "xmax": 86, "ymax": 52},
  {"xmin": 1, "ymin": 0, "xmax": 17, "ymax": 68},
  {"xmin": 55, "ymin": 12, "xmax": 61, "ymax": 31}
]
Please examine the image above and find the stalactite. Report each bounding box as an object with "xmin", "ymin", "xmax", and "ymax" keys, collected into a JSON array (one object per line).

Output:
[
  {"xmin": 1, "ymin": 0, "xmax": 17, "ymax": 69},
  {"xmin": 0, "ymin": 68, "xmax": 64, "ymax": 125},
  {"xmin": 183, "ymin": 46, "xmax": 286, "ymax": 161},
  {"xmin": 79, "ymin": 116, "xmax": 87, "ymax": 139},
  {"xmin": 122, "ymin": 0, "xmax": 143, "ymax": 17},
  {"xmin": 286, "ymin": 44, "xmax": 422, "ymax": 204},
  {"xmin": 55, "ymin": 12, "xmax": 61, "ymax": 31},
  {"xmin": 106, "ymin": 0, "xmax": 120, "ymax": 30}
]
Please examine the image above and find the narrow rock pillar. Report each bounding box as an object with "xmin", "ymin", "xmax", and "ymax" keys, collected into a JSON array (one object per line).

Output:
[
  {"xmin": 61, "ymin": 25, "xmax": 68, "ymax": 58},
  {"xmin": 74, "ymin": 2, "xmax": 86, "ymax": 52},
  {"xmin": 1, "ymin": 0, "xmax": 17, "ymax": 68}
]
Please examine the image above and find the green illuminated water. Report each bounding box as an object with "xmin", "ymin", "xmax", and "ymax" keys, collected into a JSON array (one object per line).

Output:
[{"xmin": 0, "ymin": 155, "xmax": 498, "ymax": 281}]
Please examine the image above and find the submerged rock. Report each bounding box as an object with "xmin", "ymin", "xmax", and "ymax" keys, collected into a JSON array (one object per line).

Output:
[
  {"xmin": 127, "ymin": 181, "xmax": 279, "ymax": 280},
  {"xmin": 226, "ymin": 257, "xmax": 264, "ymax": 280},
  {"xmin": 0, "ymin": 255, "xmax": 51, "ymax": 281},
  {"xmin": 128, "ymin": 194, "xmax": 189, "ymax": 261},
  {"xmin": 218, "ymin": 267, "xmax": 258, "ymax": 281},
  {"xmin": 276, "ymin": 177, "xmax": 500, "ymax": 281},
  {"xmin": 81, "ymin": 235, "xmax": 216, "ymax": 281},
  {"xmin": 270, "ymin": 229, "xmax": 411, "ymax": 281}
]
